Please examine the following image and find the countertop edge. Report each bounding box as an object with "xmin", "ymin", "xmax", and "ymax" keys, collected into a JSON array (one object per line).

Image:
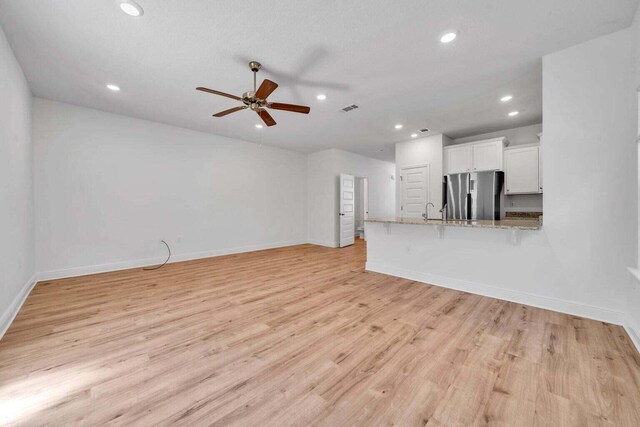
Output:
[{"xmin": 362, "ymin": 218, "xmax": 542, "ymax": 231}]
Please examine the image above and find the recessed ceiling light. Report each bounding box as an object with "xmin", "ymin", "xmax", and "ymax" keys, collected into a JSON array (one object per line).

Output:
[
  {"xmin": 508, "ymin": 111, "xmax": 519, "ymax": 117},
  {"xmin": 119, "ymin": 1, "xmax": 144, "ymax": 17},
  {"xmin": 411, "ymin": 133, "xmax": 418, "ymax": 138},
  {"xmin": 255, "ymin": 124, "xmax": 263, "ymax": 129},
  {"xmin": 500, "ymin": 95, "xmax": 513, "ymax": 102},
  {"xmin": 440, "ymin": 32, "xmax": 457, "ymax": 43},
  {"xmin": 316, "ymin": 94, "xmax": 327, "ymax": 100},
  {"xmin": 394, "ymin": 124, "xmax": 403, "ymax": 129},
  {"xmin": 106, "ymin": 84, "xmax": 120, "ymax": 91}
]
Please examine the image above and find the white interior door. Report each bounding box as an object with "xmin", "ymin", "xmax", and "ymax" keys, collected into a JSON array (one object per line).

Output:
[
  {"xmin": 339, "ymin": 173, "xmax": 355, "ymax": 247},
  {"xmin": 401, "ymin": 165, "xmax": 430, "ymax": 218}
]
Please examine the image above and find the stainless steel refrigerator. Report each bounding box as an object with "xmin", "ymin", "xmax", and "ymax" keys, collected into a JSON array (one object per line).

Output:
[{"xmin": 444, "ymin": 171, "xmax": 504, "ymax": 220}]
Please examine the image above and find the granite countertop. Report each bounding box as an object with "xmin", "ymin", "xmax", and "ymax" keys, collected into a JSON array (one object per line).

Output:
[
  {"xmin": 363, "ymin": 217, "xmax": 542, "ymax": 230},
  {"xmin": 505, "ymin": 211, "xmax": 543, "ymax": 220}
]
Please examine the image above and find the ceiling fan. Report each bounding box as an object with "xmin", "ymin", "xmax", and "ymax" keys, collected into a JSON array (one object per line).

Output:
[{"xmin": 196, "ymin": 61, "xmax": 311, "ymax": 127}]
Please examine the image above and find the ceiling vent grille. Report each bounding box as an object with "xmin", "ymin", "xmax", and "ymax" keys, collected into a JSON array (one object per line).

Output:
[
  {"xmin": 419, "ymin": 128, "xmax": 430, "ymax": 133},
  {"xmin": 338, "ymin": 104, "xmax": 359, "ymax": 113}
]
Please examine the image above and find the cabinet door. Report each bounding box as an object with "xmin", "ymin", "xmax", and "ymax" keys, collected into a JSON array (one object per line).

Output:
[
  {"xmin": 445, "ymin": 145, "xmax": 472, "ymax": 174},
  {"xmin": 472, "ymin": 140, "xmax": 503, "ymax": 171},
  {"xmin": 504, "ymin": 146, "xmax": 540, "ymax": 194}
]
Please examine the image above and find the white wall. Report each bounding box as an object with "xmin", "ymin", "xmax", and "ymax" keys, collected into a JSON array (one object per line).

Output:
[
  {"xmin": 629, "ymin": 6, "xmax": 640, "ymax": 346},
  {"xmin": 501, "ymin": 194, "xmax": 542, "ymax": 213},
  {"xmin": 544, "ymin": 28, "xmax": 637, "ymax": 334},
  {"xmin": 452, "ymin": 124, "xmax": 544, "ymax": 213},
  {"xmin": 307, "ymin": 150, "xmax": 336, "ymax": 247},
  {"xmin": 0, "ymin": 26, "xmax": 34, "ymax": 334},
  {"xmin": 33, "ymin": 99, "xmax": 308, "ymax": 278},
  {"xmin": 395, "ymin": 134, "xmax": 449, "ymax": 218},
  {"xmin": 307, "ymin": 149, "xmax": 395, "ymax": 247}
]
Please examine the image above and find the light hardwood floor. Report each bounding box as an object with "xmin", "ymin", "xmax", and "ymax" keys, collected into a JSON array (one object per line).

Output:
[{"xmin": 1, "ymin": 239, "xmax": 639, "ymax": 426}]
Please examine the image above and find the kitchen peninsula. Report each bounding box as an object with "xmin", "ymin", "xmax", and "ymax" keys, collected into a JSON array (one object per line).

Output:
[{"xmin": 360, "ymin": 215, "xmax": 581, "ymax": 318}]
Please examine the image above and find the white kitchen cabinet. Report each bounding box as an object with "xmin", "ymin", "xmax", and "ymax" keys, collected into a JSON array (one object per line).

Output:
[
  {"xmin": 444, "ymin": 137, "xmax": 507, "ymax": 174},
  {"xmin": 504, "ymin": 145, "xmax": 541, "ymax": 194},
  {"xmin": 444, "ymin": 145, "xmax": 472, "ymax": 174},
  {"xmin": 472, "ymin": 140, "xmax": 503, "ymax": 171}
]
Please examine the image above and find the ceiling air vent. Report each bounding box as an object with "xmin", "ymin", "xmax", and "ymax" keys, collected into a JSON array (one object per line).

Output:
[
  {"xmin": 419, "ymin": 128, "xmax": 430, "ymax": 133},
  {"xmin": 338, "ymin": 104, "xmax": 359, "ymax": 113}
]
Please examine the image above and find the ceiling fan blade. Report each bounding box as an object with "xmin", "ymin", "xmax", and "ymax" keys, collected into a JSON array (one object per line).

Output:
[
  {"xmin": 268, "ymin": 102, "xmax": 311, "ymax": 114},
  {"xmin": 213, "ymin": 106, "xmax": 248, "ymax": 117},
  {"xmin": 255, "ymin": 79, "xmax": 278, "ymax": 100},
  {"xmin": 196, "ymin": 87, "xmax": 241, "ymax": 101},
  {"xmin": 257, "ymin": 109, "xmax": 277, "ymax": 127}
]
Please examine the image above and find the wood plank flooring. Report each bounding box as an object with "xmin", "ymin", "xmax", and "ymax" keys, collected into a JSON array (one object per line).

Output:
[{"xmin": 1, "ymin": 239, "xmax": 639, "ymax": 426}]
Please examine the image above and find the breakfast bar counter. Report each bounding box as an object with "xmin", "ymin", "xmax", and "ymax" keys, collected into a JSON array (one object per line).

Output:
[
  {"xmin": 362, "ymin": 215, "xmax": 560, "ymax": 313},
  {"xmin": 363, "ymin": 216, "xmax": 541, "ymax": 230}
]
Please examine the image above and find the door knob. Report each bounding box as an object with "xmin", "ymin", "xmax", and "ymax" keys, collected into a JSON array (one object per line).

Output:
[{"xmin": 339, "ymin": 213, "xmax": 345, "ymax": 216}]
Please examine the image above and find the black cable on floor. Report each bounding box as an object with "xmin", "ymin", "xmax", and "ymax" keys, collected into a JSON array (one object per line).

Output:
[{"xmin": 143, "ymin": 240, "xmax": 171, "ymax": 271}]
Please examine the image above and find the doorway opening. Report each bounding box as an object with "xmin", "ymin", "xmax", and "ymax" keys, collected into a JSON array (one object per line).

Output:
[
  {"xmin": 339, "ymin": 174, "xmax": 369, "ymax": 248},
  {"xmin": 354, "ymin": 176, "xmax": 369, "ymax": 240}
]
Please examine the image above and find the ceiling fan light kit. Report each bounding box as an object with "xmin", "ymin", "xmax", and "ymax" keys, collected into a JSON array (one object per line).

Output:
[{"xmin": 196, "ymin": 61, "xmax": 311, "ymax": 127}]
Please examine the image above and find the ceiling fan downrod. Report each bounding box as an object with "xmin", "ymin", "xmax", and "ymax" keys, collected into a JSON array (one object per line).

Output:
[{"xmin": 249, "ymin": 61, "xmax": 261, "ymax": 92}]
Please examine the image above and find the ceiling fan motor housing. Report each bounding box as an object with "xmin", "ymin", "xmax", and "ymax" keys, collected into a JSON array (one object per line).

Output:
[{"xmin": 242, "ymin": 91, "xmax": 267, "ymax": 110}]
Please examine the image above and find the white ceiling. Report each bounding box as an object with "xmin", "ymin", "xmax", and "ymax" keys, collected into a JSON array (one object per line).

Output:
[{"xmin": 0, "ymin": 0, "xmax": 637, "ymax": 161}]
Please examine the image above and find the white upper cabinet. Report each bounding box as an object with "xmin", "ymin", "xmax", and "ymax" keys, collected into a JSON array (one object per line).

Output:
[
  {"xmin": 472, "ymin": 140, "xmax": 503, "ymax": 171},
  {"xmin": 444, "ymin": 137, "xmax": 507, "ymax": 174},
  {"xmin": 444, "ymin": 145, "xmax": 472, "ymax": 174},
  {"xmin": 504, "ymin": 145, "xmax": 541, "ymax": 194}
]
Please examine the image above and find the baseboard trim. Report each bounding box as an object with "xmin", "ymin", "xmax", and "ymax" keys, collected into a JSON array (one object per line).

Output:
[
  {"xmin": 366, "ymin": 261, "xmax": 626, "ymax": 326},
  {"xmin": 38, "ymin": 239, "xmax": 308, "ymax": 282},
  {"xmin": 0, "ymin": 274, "xmax": 37, "ymax": 340},
  {"xmin": 623, "ymin": 314, "xmax": 640, "ymax": 354},
  {"xmin": 306, "ymin": 239, "xmax": 339, "ymax": 248}
]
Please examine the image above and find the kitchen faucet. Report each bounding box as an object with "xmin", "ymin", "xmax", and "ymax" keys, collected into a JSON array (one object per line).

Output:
[
  {"xmin": 424, "ymin": 202, "xmax": 435, "ymax": 220},
  {"xmin": 439, "ymin": 203, "xmax": 448, "ymax": 222}
]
